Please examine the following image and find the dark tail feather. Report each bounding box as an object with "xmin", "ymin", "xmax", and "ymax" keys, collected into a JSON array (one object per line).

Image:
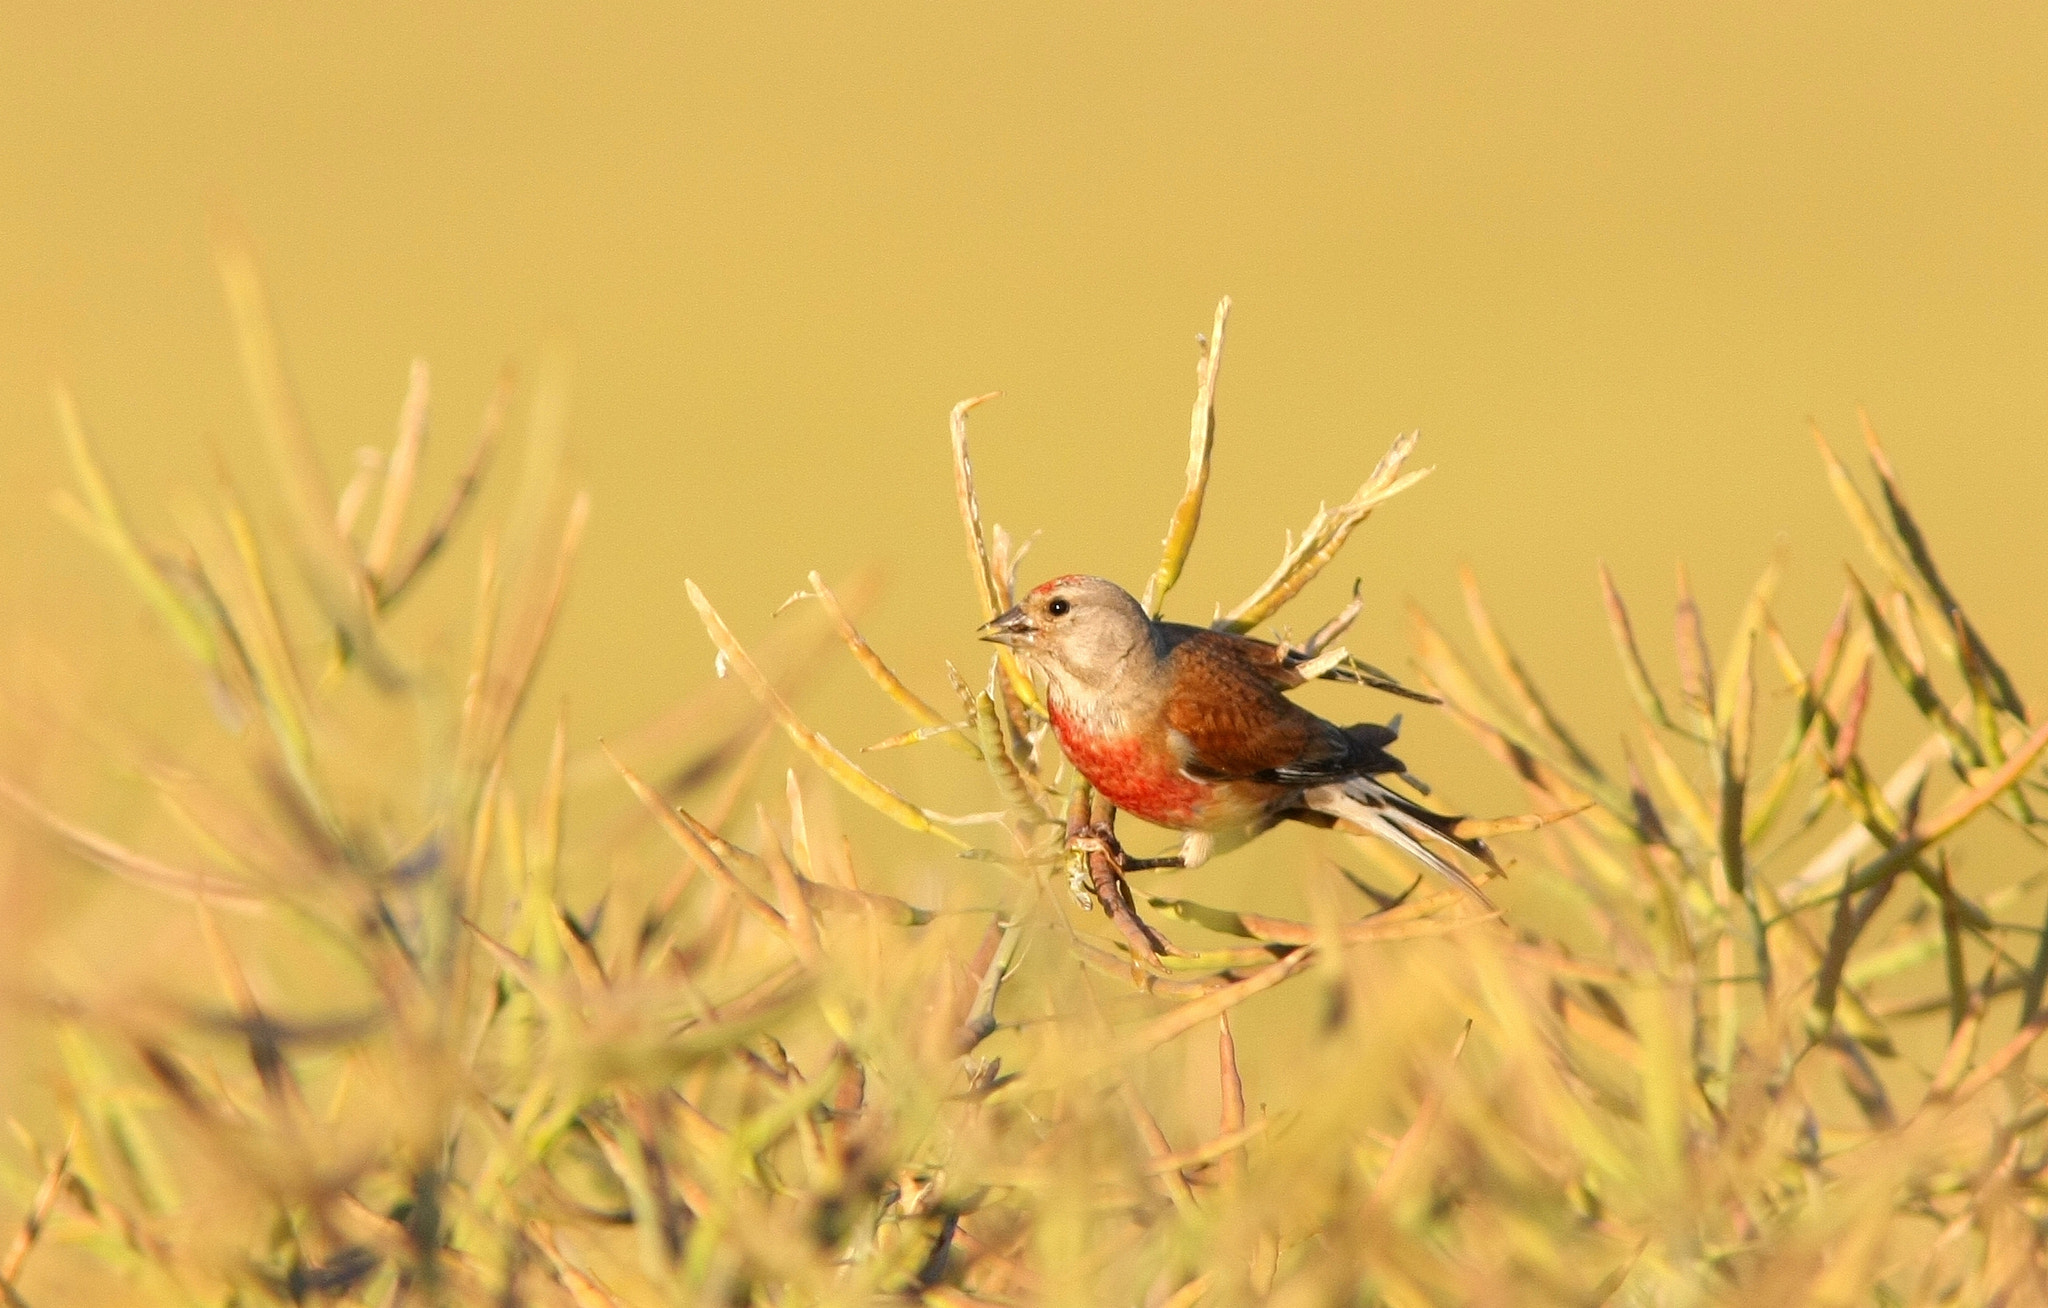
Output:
[
  {"xmin": 1297, "ymin": 779, "xmax": 1498, "ymax": 909},
  {"xmin": 1362, "ymin": 779, "xmax": 1505, "ymax": 877}
]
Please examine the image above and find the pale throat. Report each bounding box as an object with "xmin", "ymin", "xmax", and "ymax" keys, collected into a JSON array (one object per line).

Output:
[
  {"xmin": 1044, "ymin": 674, "xmax": 1131, "ymax": 739},
  {"xmin": 1038, "ymin": 648, "xmax": 1158, "ymax": 741}
]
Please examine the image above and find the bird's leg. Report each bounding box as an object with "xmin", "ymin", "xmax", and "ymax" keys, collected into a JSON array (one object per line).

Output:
[
  {"xmin": 1113, "ymin": 855, "xmax": 1187, "ymax": 872},
  {"xmin": 1063, "ymin": 805, "xmax": 1182, "ymax": 963},
  {"xmin": 1121, "ymin": 827, "xmax": 1211, "ymax": 872}
]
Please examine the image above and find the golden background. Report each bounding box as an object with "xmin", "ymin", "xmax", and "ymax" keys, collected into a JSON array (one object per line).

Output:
[{"xmin": 3, "ymin": 6, "xmax": 2044, "ymax": 939}]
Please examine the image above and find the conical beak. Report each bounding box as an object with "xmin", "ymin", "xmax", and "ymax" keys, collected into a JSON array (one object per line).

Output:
[{"xmin": 978, "ymin": 605, "xmax": 1036, "ymax": 649}]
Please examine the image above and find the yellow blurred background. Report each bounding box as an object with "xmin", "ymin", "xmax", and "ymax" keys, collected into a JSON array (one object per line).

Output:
[{"xmin": 2, "ymin": 4, "xmax": 2044, "ymax": 918}]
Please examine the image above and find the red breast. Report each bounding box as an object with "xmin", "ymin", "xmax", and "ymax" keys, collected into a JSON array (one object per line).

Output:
[{"xmin": 1049, "ymin": 706, "xmax": 1207, "ymax": 827}]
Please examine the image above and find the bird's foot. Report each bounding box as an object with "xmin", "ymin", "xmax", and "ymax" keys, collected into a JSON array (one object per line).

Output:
[
  {"xmin": 1061, "ymin": 824, "xmax": 1115, "ymax": 910},
  {"xmin": 1067, "ymin": 822, "xmax": 1188, "ymax": 873},
  {"xmin": 1066, "ymin": 821, "xmax": 1126, "ymax": 866}
]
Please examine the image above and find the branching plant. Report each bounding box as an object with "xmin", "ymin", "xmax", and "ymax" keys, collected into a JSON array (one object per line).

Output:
[{"xmin": 2, "ymin": 266, "xmax": 2045, "ymax": 1306}]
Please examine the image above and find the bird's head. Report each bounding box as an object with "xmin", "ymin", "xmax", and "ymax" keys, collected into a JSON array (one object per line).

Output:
[{"xmin": 979, "ymin": 574, "xmax": 1156, "ymax": 693}]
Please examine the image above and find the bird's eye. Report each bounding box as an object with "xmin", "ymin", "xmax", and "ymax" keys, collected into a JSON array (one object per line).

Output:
[{"xmin": 1047, "ymin": 597, "xmax": 1070, "ymax": 617}]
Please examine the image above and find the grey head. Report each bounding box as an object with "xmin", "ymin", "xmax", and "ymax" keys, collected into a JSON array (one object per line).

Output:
[{"xmin": 977, "ymin": 574, "xmax": 1160, "ymax": 699}]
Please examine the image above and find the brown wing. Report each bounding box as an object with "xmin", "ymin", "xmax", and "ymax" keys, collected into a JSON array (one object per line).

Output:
[
  {"xmin": 1161, "ymin": 631, "xmax": 1352, "ymax": 782},
  {"xmin": 1155, "ymin": 621, "xmax": 1441, "ymax": 704},
  {"xmin": 1158, "ymin": 624, "xmax": 1305, "ymax": 690}
]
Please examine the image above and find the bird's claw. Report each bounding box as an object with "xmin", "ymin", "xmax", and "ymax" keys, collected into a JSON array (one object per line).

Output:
[
  {"xmin": 1067, "ymin": 822, "xmax": 1190, "ymax": 875},
  {"xmin": 1064, "ymin": 824, "xmax": 1118, "ymax": 910},
  {"xmin": 1066, "ymin": 863, "xmax": 1095, "ymax": 912}
]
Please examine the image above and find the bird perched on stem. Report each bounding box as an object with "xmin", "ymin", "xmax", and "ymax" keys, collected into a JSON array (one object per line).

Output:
[{"xmin": 980, "ymin": 574, "xmax": 1501, "ymax": 906}]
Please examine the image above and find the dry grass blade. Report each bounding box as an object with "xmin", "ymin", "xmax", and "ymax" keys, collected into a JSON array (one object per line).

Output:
[
  {"xmin": 1914, "ymin": 717, "xmax": 2048, "ymax": 848},
  {"xmin": 1216, "ymin": 1014, "xmax": 1246, "ymax": 1187},
  {"xmin": 1805, "ymin": 865, "xmax": 1897, "ymax": 1041},
  {"xmin": 1744, "ymin": 612, "xmax": 1831, "ymax": 842},
  {"xmin": 950, "ymin": 392, "xmax": 1004, "ymax": 621},
  {"xmin": 1372, "ymin": 1021, "xmax": 1470, "ymax": 1201},
  {"xmin": 377, "ymin": 364, "xmax": 510, "ymax": 609},
  {"xmin": 463, "ymin": 492, "xmax": 590, "ymax": 779},
  {"xmin": 333, "ymin": 444, "xmax": 381, "ymax": 536},
  {"xmin": 1716, "ymin": 634, "xmax": 1755, "ymax": 893},
  {"xmin": 1923, "ymin": 971, "xmax": 1989, "ymax": 1101},
  {"xmin": 2020, "ymin": 891, "xmax": 2048, "ymax": 1030},
  {"xmin": 497, "ymin": 350, "xmax": 573, "ymax": 596},
  {"xmin": 1304, "ymin": 581, "xmax": 1364, "ymax": 654},
  {"xmin": 213, "ymin": 228, "xmax": 394, "ymax": 682},
  {"xmin": 1142, "ymin": 1120, "xmax": 1269, "ymax": 1177},
  {"xmin": 1409, "ymin": 602, "xmax": 1635, "ymax": 822},
  {"xmin": 534, "ymin": 704, "xmax": 569, "ymax": 890},
  {"xmin": 213, "ymin": 495, "xmax": 326, "ymax": 816},
  {"xmin": 686, "ymin": 580, "xmax": 971, "ymax": 848},
  {"xmin": 758, "ymin": 807, "xmax": 821, "ymax": 963},
  {"xmin": 364, "ymin": 358, "xmax": 430, "ymax": 580},
  {"xmin": 956, "ymin": 918, "xmax": 1021, "ymax": 1053},
  {"xmin": 990, "ymin": 522, "xmax": 1031, "ymax": 612},
  {"xmin": 1144, "ymin": 892, "xmax": 1482, "ymax": 949},
  {"xmin": 1121, "ymin": 1084, "xmax": 1199, "ymax": 1216},
  {"xmin": 949, "ymin": 393, "xmax": 1044, "ymax": 716},
  {"xmin": 1827, "ymin": 665, "xmax": 1872, "ymax": 782},
  {"xmin": 51, "ymin": 383, "xmax": 215, "ymax": 665},
  {"xmin": 1937, "ymin": 858, "xmax": 1968, "ymax": 1033},
  {"xmin": 1219, "ymin": 432, "xmax": 1430, "ymax": 633},
  {"xmin": 1672, "ymin": 562, "xmax": 1715, "ymax": 730},
  {"xmin": 1836, "ymin": 718, "xmax": 2048, "ymax": 898},
  {"xmin": 1852, "ymin": 571, "xmax": 1981, "ymax": 767},
  {"xmin": 1405, "ymin": 604, "xmax": 1519, "ymax": 730},
  {"xmin": 798, "ymin": 876, "xmax": 934, "ymax": 926},
  {"xmin": 1013, "ymin": 947, "xmax": 1320, "ymax": 1098},
  {"xmin": 604, "ymin": 743, "xmax": 786, "ymax": 936},
  {"xmin": 1156, "ymin": 1275, "xmax": 1213, "ymax": 1308},
  {"xmin": 455, "ymin": 536, "xmax": 501, "ymax": 775},
  {"xmin": 530, "ymin": 1223, "xmax": 630, "ymax": 1308},
  {"xmin": 1858, "ymin": 409, "xmax": 2024, "ymax": 719},
  {"xmin": 1812, "ymin": 421, "xmax": 1921, "ymax": 605},
  {"xmin": 452, "ymin": 751, "xmax": 506, "ymax": 1004},
  {"xmin": 1124, "ymin": 948, "xmax": 1319, "ymax": 1060},
  {"xmin": 808, "ymin": 570, "xmax": 978, "ymax": 758},
  {"xmin": 1950, "ymin": 611, "xmax": 2020, "ymax": 794},
  {"xmin": 1459, "ymin": 564, "xmax": 1605, "ymax": 780},
  {"xmin": 1449, "ymin": 805, "xmax": 1591, "ymax": 841},
  {"xmin": 0, "ymin": 771, "xmax": 264, "ymax": 908},
  {"xmin": 1143, "ymin": 295, "xmax": 1229, "ymax": 616},
  {"xmin": 1639, "ymin": 725, "xmax": 1715, "ymax": 854},
  {"xmin": 1936, "ymin": 1005, "xmax": 2048, "ymax": 1110},
  {"xmin": 1714, "ymin": 553, "xmax": 1783, "ymax": 727},
  {"xmin": 579, "ymin": 578, "xmax": 844, "ymax": 789},
  {"xmin": 865, "ymin": 723, "xmax": 973, "ymax": 753},
  {"xmin": 783, "ymin": 767, "xmax": 815, "ymax": 879},
  {"xmin": 1597, "ymin": 562, "xmax": 1683, "ymax": 736},
  {"xmin": 0, "ymin": 1125, "xmax": 75, "ymax": 1291}
]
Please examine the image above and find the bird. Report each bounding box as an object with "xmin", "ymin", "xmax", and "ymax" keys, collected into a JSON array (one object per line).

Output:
[{"xmin": 978, "ymin": 574, "xmax": 1500, "ymax": 906}]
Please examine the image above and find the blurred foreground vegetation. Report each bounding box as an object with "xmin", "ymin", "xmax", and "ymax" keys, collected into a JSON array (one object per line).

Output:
[{"xmin": 3, "ymin": 271, "xmax": 2047, "ymax": 1307}]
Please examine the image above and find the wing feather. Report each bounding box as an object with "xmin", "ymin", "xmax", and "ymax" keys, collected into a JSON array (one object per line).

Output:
[
  {"xmin": 1161, "ymin": 631, "xmax": 1402, "ymax": 784},
  {"xmin": 1155, "ymin": 621, "xmax": 1440, "ymax": 703}
]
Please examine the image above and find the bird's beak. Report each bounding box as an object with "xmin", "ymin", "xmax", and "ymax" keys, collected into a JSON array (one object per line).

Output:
[{"xmin": 978, "ymin": 605, "xmax": 1036, "ymax": 649}]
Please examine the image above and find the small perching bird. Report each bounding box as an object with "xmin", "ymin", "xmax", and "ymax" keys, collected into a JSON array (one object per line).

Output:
[{"xmin": 979, "ymin": 574, "xmax": 1501, "ymax": 905}]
